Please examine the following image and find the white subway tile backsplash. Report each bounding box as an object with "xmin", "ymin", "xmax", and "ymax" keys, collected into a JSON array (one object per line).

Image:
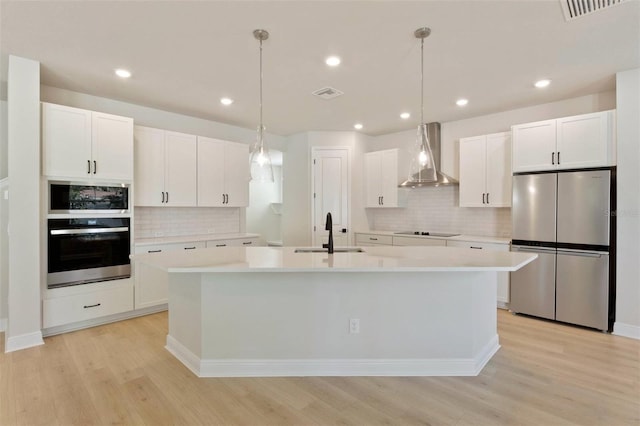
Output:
[
  {"xmin": 369, "ymin": 186, "xmax": 511, "ymax": 237},
  {"xmin": 134, "ymin": 207, "xmax": 241, "ymax": 239}
]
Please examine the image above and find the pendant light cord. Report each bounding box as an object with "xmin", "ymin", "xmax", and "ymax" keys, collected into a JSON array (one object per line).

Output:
[
  {"xmin": 259, "ymin": 37, "xmax": 263, "ymax": 138},
  {"xmin": 420, "ymin": 36, "xmax": 424, "ymax": 125}
]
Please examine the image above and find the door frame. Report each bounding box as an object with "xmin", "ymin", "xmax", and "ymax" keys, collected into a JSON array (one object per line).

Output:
[{"xmin": 310, "ymin": 146, "xmax": 352, "ymax": 247}]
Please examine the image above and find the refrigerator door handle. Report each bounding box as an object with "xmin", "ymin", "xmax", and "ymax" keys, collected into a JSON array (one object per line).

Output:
[{"xmin": 557, "ymin": 249, "xmax": 604, "ymax": 258}]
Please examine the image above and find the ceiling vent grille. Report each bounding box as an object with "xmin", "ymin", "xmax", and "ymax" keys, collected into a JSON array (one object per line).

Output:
[
  {"xmin": 560, "ymin": 0, "xmax": 627, "ymax": 21},
  {"xmin": 312, "ymin": 87, "xmax": 344, "ymax": 100}
]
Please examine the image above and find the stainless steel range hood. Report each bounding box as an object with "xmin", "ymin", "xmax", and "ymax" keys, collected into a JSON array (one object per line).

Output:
[{"xmin": 399, "ymin": 122, "xmax": 458, "ymax": 188}]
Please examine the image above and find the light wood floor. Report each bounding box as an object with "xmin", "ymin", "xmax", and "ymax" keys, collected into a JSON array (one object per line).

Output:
[{"xmin": 1, "ymin": 310, "xmax": 639, "ymax": 426}]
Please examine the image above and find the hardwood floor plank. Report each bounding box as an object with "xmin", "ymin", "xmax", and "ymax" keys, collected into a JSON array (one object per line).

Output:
[{"xmin": 1, "ymin": 309, "xmax": 638, "ymax": 425}]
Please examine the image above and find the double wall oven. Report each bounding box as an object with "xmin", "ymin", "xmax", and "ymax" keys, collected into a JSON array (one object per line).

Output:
[{"xmin": 47, "ymin": 182, "xmax": 131, "ymax": 289}]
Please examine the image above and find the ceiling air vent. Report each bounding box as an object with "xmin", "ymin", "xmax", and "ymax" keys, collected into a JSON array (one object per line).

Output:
[
  {"xmin": 312, "ymin": 86, "xmax": 344, "ymax": 100},
  {"xmin": 560, "ymin": 0, "xmax": 627, "ymax": 21}
]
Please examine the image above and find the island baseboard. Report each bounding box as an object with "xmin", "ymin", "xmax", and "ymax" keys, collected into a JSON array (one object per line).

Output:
[{"xmin": 166, "ymin": 333, "xmax": 500, "ymax": 377}]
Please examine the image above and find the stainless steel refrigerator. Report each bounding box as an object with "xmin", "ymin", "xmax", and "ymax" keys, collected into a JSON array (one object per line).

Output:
[{"xmin": 510, "ymin": 169, "xmax": 615, "ymax": 331}]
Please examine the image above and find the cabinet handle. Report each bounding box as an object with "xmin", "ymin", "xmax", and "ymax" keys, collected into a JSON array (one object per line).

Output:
[
  {"xmin": 557, "ymin": 151, "xmax": 560, "ymax": 165},
  {"xmin": 93, "ymin": 160, "xmax": 97, "ymax": 174},
  {"xmin": 552, "ymin": 152, "xmax": 555, "ymax": 165},
  {"xmin": 381, "ymin": 196, "xmax": 384, "ymax": 205},
  {"xmin": 486, "ymin": 193, "xmax": 490, "ymax": 204},
  {"xmin": 83, "ymin": 303, "xmax": 101, "ymax": 309},
  {"xmin": 166, "ymin": 192, "xmax": 169, "ymax": 203},
  {"xmin": 215, "ymin": 244, "xmax": 226, "ymax": 247},
  {"xmin": 482, "ymin": 193, "xmax": 486, "ymax": 204},
  {"xmin": 242, "ymin": 241, "xmax": 252, "ymax": 245},
  {"xmin": 369, "ymin": 237, "xmax": 378, "ymax": 241},
  {"xmin": 161, "ymin": 192, "xmax": 165, "ymax": 203},
  {"xmin": 222, "ymin": 194, "xmax": 226, "ymax": 204},
  {"xmin": 148, "ymin": 249, "xmax": 162, "ymax": 253},
  {"xmin": 87, "ymin": 160, "xmax": 91, "ymax": 174},
  {"xmin": 470, "ymin": 246, "xmax": 483, "ymax": 250},
  {"xmin": 225, "ymin": 194, "xmax": 229, "ymax": 204},
  {"xmin": 184, "ymin": 246, "xmax": 197, "ymax": 250}
]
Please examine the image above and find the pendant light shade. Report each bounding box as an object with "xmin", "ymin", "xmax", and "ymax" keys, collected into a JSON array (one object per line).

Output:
[
  {"xmin": 405, "ymin": 27, "xmax": 438, "ymax": 185},
  {"xmin": 249, "ymin": 29, "xmax": 274, "ymax": 183}
]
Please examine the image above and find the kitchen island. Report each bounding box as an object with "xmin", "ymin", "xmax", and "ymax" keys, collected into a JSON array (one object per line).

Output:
[{"xmin": 132, "ymin": 246, "xmax": 536, "ymax": 377}]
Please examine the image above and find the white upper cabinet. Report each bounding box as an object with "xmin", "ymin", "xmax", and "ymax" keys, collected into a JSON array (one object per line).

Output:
[
  {"xmin": 43, "ymin": 102, "xmax": 133, "ymax": 180},
  {"xmin": 364, "ymin": 148, "xmax": 407, "ymax": 208},
  {"xmin": 459, "ymin": 132, "xmax": 511, "ymax": 207},
  {"xmin": 134, "ymin": 126, "xmax": 197, "ymax": 207},
  {"xmin": 512, "ymin": 110, "xmax": 615, "ymax": 173},
  {"xmin": 197, "ymin": 137, "xmax": 249, "ymax": 207}
]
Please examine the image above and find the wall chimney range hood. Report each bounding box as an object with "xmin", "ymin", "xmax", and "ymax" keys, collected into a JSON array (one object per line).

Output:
[{"xmin": 400, "ymin": 122, "xmax": 458, "ymax": 188}]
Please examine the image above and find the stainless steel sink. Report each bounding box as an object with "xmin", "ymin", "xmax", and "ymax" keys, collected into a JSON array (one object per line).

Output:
[{"xmin": 294, "ymin": 248, "xmax": 364, "ymax": 253}]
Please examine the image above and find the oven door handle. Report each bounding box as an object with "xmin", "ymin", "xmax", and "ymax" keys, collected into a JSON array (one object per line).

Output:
[{"xmin": 50, "ymin": 227, "xmax": 129, "ymax": 236}]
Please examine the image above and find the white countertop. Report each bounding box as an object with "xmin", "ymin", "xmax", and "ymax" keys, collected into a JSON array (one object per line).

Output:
[
  {"xmin": 132, "ymin": 246, "xmax": 536, "ymax": 273},
  {"xmin": 355, "ymin": 230, "xmax": 511, "ymax": 245},
  {"xmin": 135, "ymin": 233, "xmax": 260, "ymax": 246}
]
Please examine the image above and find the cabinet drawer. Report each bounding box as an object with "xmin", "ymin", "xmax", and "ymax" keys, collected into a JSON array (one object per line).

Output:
[
  {"xmin": 446, "ymin": 240, "xmax": 508, "ymax": 251},
  {"xmin": 207, "ymin": 238, "xmax": 259, "ymax": 248},
  {"xmin": 392, "ymin": 236, "xmax": 446, "ymax": 247},
  {"xmin": 43, "ymin": 284, "xmax": 133, "ymax": 328},
  {"xmin": 355, "ymin": 233, "xmax": 392, "ymax": 245},
  {"xmin": 134, "ymin": 241, "xmax": 205, "ymax": 254}
]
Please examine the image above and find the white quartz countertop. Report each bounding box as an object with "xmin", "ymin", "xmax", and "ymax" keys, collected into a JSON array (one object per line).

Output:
[
  {"xmin": 135, "ymin": 233, "xmax": 260, "ymax": 246},
  {"xmin": 355, "ymin": 230, "xmax": 511, "ymax": 245},
  {"xmin": 131, "ymin": 246, "xmax": 536, "ymax": 273}
]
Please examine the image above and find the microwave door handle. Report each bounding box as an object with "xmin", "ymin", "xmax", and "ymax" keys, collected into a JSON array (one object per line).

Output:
[{"xmin": 50, "ymin": 227, "xmax": 129, "ymax": 236}]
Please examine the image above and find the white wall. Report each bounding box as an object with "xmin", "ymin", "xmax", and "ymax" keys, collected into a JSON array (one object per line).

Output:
[
  {"xmin": 614, "ymin": 68, "xmax": 640, "ymax": 339},
  {"xmin": 0, "ymin": 100, "xmax": 7, "ymax": 179},
  {"xmin": 247, "ymin": 165, "xmax": 282, "ymax": 244},
  {"xmin": 6, "ymin": 56, "xmax": 43, "ymax": 351},
  {"xmin": 0, "ymin": 179, "xmax": 8, "ymax": 331}
]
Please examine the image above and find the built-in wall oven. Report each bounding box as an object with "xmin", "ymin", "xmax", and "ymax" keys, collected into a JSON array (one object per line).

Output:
[
  {"xmin": 48, "ymin": 218, "xmax": 131, "ymax": 288},
  {"xmin": 47, "ymin": 182, "xmax": 131, "ymax": 289}
]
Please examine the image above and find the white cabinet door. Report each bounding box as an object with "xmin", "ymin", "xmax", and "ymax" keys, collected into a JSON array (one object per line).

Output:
[
  {"xmin": 134, "ymin": 242, "xmax": 205, "ymax": 309},
  {"xmin": 392, "ymin": 236, "xmax": 446, "ymax": 246},
  {"xmin": 91, "ymin": 112, "xmax": 133, "ymax": 180},
  {"xmin": 42, "ymin": 103, "xmax": 92, "ymax": 178},
  {"xmin": 512, "ymin": 119, "xmax": 557, "ymax": 172},
  {"xmin": 197, "ymin": 136, "xmax": 226, "ymax": 206},
  {"xmin": 164, "ymin": 131, "xmax": 197, "ymax": 206},
  {"xmin": 459, "ymin": 135, "xmax": 487, "ymax": 207},
  {"xmin": 134, "ymin": 126, "xmax": 166, "ymax": 206},
  {"xmin": 485, "ymin": 132, "xmax": 511, "ymax": 207},
  {"xmin": 206, "ymin": 237, "xmax": 258, "ymax": 247},
  {"xmin": 380, "ymin": 149, "xmax": 399, "ymax": 207},
  {"xmin": 447, "ymin": 240, "xmax": 510, "ymax": 306},
  {"xmin": 224, "ymin": 141, "xmax": 249, "ymax": 207},
  {"xmin": 364, "ymin": 152, "xmax": 382, "ymax": 207},
  {"xmin": 355, "ymin": 233, "xmax": 393, "ymax": 246},
  {"xmin": 557, "ymin": 111, "xmax": 613, "ymax": 169}
]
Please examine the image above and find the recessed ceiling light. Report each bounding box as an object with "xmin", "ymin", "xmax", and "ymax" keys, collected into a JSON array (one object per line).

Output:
[
  {"xmin": 354, "ymin": 123, "xmax": 363, "ymax": 130},
  {"xmin": 325, "ymin": 56, "xmax": 341, "ymax": 67},
  {"xmin": 456, "ymin": 98, "xmax": 469, "ymax": 106},
  {"xmin": 534, "ymin": 79, "xmax": 551, "ymax": 88},
  {"xmin": 220, "ymin": 97, "xmax": 234, "ymax": 106},
  {"xmin": 115, "ymin": 69, "xmax": 131, "ymax": 78},
  {"xmin": 400, "ymin": 112, "xmax": 411, "ymax": 119}
]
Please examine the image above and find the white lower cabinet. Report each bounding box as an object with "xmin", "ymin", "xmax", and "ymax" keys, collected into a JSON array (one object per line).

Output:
[
  {"xmin": 392, "ymin": 236, "xmax": 446, "ymax": 247},
  {"xmin": 355, "ymin": 233, "xmax": 393, "ymax": 246},
  {"xmin": 43, "ymin": 280, "xmax": 134, "ymax": 329},
  {"xmin": 205, "ymin": 237, "xmax": 258, "ymax": 248},
  {"xmin": 446, "ymin": 240, "xmax": 510, "ymax": 308},
  {"xmin": 134, "ymin": 242, "xmax": 205, "ymax": 309}
]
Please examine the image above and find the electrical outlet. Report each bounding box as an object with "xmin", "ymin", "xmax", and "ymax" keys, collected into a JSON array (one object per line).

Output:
[{"xmin": 349, "ymin": 318, "xmax": 360, "ymax": 334}]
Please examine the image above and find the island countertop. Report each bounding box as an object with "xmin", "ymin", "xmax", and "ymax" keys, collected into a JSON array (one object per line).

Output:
[{"xmin": 131, "ymin": 245, "xmax": 537, "ymax": 273}]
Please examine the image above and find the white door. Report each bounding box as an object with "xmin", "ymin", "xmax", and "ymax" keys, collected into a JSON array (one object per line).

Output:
[
  {"xmin": 92, "ymin": 112, "xmax": 133, "ymax": 180},
  {"xmin": 197, "ymin": 136, "xmax": 226, "ymax": 206},
  {"xmin": 512, "ymin": 119, "xmax": 557, "ymax": 172},
  {"xmin": 165, "ymin": 131, "xmax": 197, "ymax": 206},
  {"xmin": 312, "ymin": 148, "xmax": 349, "ymax": 247},
  {"xmin": 224, "ymin": 141, "xmax": 250, "ymax": 207},
  {"xmin": 485, "ymin": 132, "xmax": 512, "ymax": 207},
  {"xmin": 459, "ymin": 135, "xmax": 487, "ymax": 207},
  {"xmin": 556, "ymin": 112, "xmax": 609, "ymax": 170},
  {"xmin": 134, "ymin": 126, "xmax": 166, "ymax": 206},
  {"xmin": 42, "ymin": 103, "xmax": 92, "ymax": 178}
]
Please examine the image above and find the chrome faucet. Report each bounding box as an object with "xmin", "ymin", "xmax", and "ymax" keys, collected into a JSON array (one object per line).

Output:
[{"xmin": 322, "ymin": 212, "xmax": 334, "ymax": 254}]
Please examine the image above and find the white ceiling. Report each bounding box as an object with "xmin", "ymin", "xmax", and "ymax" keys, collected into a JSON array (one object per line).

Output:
[{"xmin": 1, "ymin": 1, "xmax": 638, "ymax": 137}]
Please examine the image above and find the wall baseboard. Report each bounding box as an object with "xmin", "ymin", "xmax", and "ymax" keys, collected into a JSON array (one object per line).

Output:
[
  {"xmin": 613, "ymin": 322, "xmax": 640, "ymax": 340},
  {"xmin": 166, "ymin": 334, "xmax": 500, "ymax": 378},
  {"xmin": 0, "ymin": 318, "xmax": 7, "ymax": 332},
  {"xmin": 5, "ymin": 330, "xmax": 44, "ymax": 353}
]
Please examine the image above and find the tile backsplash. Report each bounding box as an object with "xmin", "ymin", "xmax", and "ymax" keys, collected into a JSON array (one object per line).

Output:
[
  {"xmin": 368, "ymin": 186, "xmax": 511, "ymax": 237},
  {"xmin": 134, "ymin": 207, "xmax": 241, "ymax": 239}
]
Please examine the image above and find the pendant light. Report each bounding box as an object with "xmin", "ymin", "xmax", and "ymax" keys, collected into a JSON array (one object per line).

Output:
[
  {"xmin": 405, "ymin": 27, "xmax": 438, "ymax": 185},
  {"xmin": 249, "ymin": 29, "xmax": 274, "ymax": 182}
]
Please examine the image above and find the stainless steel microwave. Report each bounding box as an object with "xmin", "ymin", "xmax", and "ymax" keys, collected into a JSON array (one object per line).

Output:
[{"xmin": 49, "ymin": 182, "xmax": 129, "ymax": 214}]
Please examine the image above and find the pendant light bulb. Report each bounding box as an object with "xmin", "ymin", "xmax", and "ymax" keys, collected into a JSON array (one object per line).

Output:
[{"xmin": 249, "ymin": 29, "xmax": 274, "ymax": 183}]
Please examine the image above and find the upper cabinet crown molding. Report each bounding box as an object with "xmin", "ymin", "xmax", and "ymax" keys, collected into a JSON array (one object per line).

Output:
[
  {"xmin": 364, "ymin": 148, "xmax": 408, "ymax": 208},
  {"xmin": 42, "ymin": 102, "xmax": 133, "ymax": 181},
  {"xmin": 459, "ymin": 132, "xmax": 512, "ymax": 208},
  {"xmin": 511, "ymin": 110, "xmax": 616, "ymax": 173}
]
